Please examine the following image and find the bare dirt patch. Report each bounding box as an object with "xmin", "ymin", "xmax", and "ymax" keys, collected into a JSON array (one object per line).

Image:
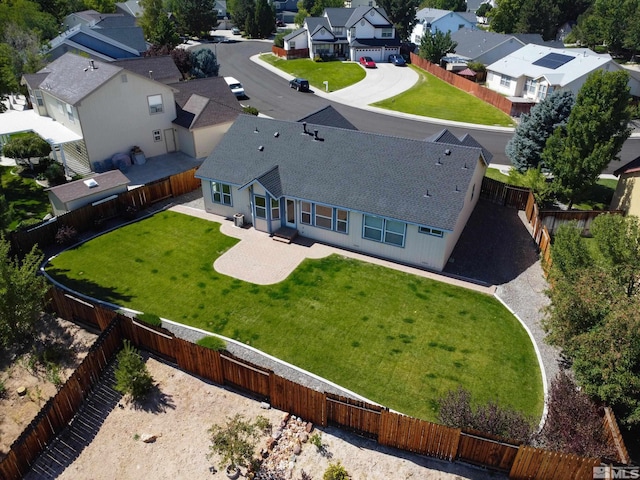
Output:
[
  {"xmin": 52, "ymin": 357, "xmax": 499, "ymax": 480},
  {"xmin": 0, "ymin": 316, "xmax": 98, "ymax": 459}
]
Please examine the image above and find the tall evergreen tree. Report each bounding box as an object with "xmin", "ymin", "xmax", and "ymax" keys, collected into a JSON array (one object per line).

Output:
[
  {"xmin": 252, "ymin": 0, "xmax": 274, "ymax": 39},
  {"xmin": 505, "ymin": 90, "xmax": 574, "ymax": 172},
  {"xmin": 542, "ymin": 70, "xmax": 632, "ymax": 208}
]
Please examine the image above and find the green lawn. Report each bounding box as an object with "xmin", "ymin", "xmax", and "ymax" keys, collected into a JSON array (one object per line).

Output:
[
  {"xmin": 46, "ymin": 211, "xmax": 543, "ymax": 422},
  {"xmin": 1, "ymin": 165, "xmax": 52, "ymax": 230},
  {"xmin": 260, "ymin": 54, "xmax": 365, "ymax": 92},
  {"xmin": 373, "ymin": 66, "xmax": 515, "ymax": 126}
]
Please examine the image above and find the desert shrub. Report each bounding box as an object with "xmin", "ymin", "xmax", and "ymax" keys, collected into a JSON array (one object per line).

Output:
[
  {"xmin": 254, "ymin": 415, "xmax": 272, "ymax": 435},
  {"xmin": 323, "ymin": 462, "xmax": 349, "ymax": 480},
  {"xmin": 114, "ymin": 340, "xmax": 154, "ymax": 401},
  {"xmin": 438, "ymin": 386, "xmax": 535, "ymax": 443},
  {"xmin": 55, "ymin": 225, "xmax": 78, "ymax": 246},
  {"xmin": 310, "ymin": 432, "xmax": 322, "ymax": 450},
  {"xmin": 196, "ymin": 336, "xmax": 226, "ymax": 351},
  {"xmin": 208, "ymin": 414, "xmax": 260, "ymax": 471},
  {"xmin": 136, "ymin": 312, "xmax": 162, "ymax": 327}
]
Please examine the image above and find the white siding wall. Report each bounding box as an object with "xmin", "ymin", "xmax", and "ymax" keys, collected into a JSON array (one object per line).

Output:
[
  {"xmin": 193, "ymin": 123, "xmax": 234, "ymax": 159},
  {"xmin": 41, "ymin": 91, "xmax": 83, "ymax": 137},
  {"xmin": 202, "ymin": 181, "xmax": 253, "ymax": 221},
  {"xmin": 175, "ymin": 126, "xmax": 196, "ymax": 158},
  {"xmin": 78, "ymin": 73, "xmax": 176, "ymax": 167}
]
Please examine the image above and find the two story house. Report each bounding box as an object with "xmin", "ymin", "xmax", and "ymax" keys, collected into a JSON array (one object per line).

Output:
[
  {"xmin": 195, "ymin": 116, "xmax": 491, "ymax": 272},
  {"xmin": 21, "ymin": 52, "xmax": 242, "ymax": 176},
  {"xmin": 284, "ymin": 7, "xmax": 401, "ymax": 62},
  {"xmin": 410, "ymin": 8, "xmax": 476, "ymax": 45}
]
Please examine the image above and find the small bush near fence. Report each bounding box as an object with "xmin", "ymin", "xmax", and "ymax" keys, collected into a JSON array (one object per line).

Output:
[
  {"xmin": 197, "ymin": 336, "xmax": 226, "ymax": 351},
  {"xmin": 136, "ymin": 313, "xmax": 162, "ymax": 328}
]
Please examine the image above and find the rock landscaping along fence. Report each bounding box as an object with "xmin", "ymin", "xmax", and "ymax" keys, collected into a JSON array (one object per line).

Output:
[{"xmin": 0, "ymin": 287, "xmax": 625, "ymax": 480}]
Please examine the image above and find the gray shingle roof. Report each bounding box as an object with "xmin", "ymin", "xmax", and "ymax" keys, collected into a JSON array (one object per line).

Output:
[
  {"xmin": 170, "ymin": 76, "xmax": 242, "ymax": 130},
  {"xmin": 113, "ymin": 56, "xmax": 182, "ymax": 84},
  {"xmin": 324, "ymin": 8, "xmax": 357, "ymax": 27},
  {"xmin": 297, "ymin": 106, "xmax": 358, "ymax": 130},
  {"xmin": 47, "ymin": 170, "xmax": 130, "ymax": 203},
  {"xmin": 450, "ymin": 28, "xmax": 525, "ymax": 60},
  {"xmin": 33, "ymin": 54, "xmax": 122, "ymax": 105},
  {"xmin": 196, "ymin": 116, "xmax": 489, "ymax": 231},
  {"xmin": 345, "ymin": 6, "xmax": 392, "ymax": 28}
]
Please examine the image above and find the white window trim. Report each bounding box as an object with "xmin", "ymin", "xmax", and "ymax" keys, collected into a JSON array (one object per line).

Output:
[
  {"xmin": 254, "ymin": 195, "xmax": 267, "ymax": 219},
  {"xmin": 418, "ymin": 226, "xmax": 444, "ymax": 237},
  {"xmin": 148, "ymin": 94, "xmax": 163, "ymax": 114},
  {"xmin": 211, "ymin": 182, "xmax": 232, "ymax": 206},
  {"xmin": 363, "ymin": 215, "xmax": 406, "ymax": 247}
]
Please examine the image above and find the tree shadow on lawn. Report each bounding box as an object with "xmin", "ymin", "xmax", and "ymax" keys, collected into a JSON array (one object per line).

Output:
[
  {"xmin": 444, "ymin": 199, "xmax": 539, "ymax": 286},
  {"xmin": 44, "ymin": 268, "xmax": 136, "ymax": 307}
]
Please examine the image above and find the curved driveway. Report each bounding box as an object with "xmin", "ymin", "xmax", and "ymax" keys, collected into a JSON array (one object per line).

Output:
[{"xmin": 204, "ymin": 39, "xmax": 640, "ymax": 172}]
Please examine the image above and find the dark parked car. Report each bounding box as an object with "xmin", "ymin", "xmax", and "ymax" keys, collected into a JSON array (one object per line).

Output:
[
  {"xmin": 289, "ymin": 78, "xmax": 310, "ymax": 92},
  {"xmin": 359, "ymin": 56, "xmax": 376, "ymax": 68},
  {"xmin": 388, "ymin": 54, "xmax": 406, "ymax": 66}
]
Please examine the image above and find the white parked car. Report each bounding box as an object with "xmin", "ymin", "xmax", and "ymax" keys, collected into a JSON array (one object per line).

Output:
[{"xmin": 224, "ymin": 76, "xmax": 245, "ymax": 98}]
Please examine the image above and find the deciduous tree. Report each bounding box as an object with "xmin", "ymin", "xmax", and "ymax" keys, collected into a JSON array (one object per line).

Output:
[
  {"xmin": 138, "ymin": 0, "xmax": 165, "ymax": 40},
  {"xmin": 2, "ymin": 132, "xmax": 52, "ymax": 170},
  {"xmin": 0, "ymin": 237, "xmax": 48, "ymax": 350},
  {"xmin": 418, "ymin": 29, "xmax": 457, "ymax": 64},
  {"xmin": 190, "ymin": 48, "xmax": 219, "ymax": 77},
  {"xmin": 421, "ymin": 0, "xmax": 467, "ymax": 12},
  {"xmin": 376, "ymin": 0, "xmax": 420, "ymax": 43},
  {"xmin": 506, "ymin": 90, "xmax": 574, "ymax": 172},
  {"xmin": 542, "ymin": 70, "xmax": 631, "ymax": 208},
  {"xmin": 175, "ymin": 0, "xmax": 217, "ymax": 37}
]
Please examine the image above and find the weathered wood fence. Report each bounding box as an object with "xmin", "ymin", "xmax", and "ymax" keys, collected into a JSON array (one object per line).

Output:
[
  {"xmin": 8, "ymin": 168, "xmax": 201, "ymax": 256},
  {"xmin": 0, "ymin": 288, "xmax": 616, "ymax": 480}
]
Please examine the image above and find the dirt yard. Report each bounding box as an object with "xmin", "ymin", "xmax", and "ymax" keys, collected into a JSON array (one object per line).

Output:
[
  {"xmin": 51, "ymin": 357, "xmax": 500, "ymax": 480},
  {"xmin": 0, "ymin": 316, "xmax": 97, "ymax": 459}
]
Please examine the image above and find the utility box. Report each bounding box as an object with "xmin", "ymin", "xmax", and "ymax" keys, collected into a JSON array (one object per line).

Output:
[{"xmin": 233, "ymin": 213, "xmax": 244, "ymax": 227}]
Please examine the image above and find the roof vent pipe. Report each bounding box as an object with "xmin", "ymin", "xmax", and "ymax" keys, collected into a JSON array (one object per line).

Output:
[
  {"xmin": 149, "ymin": 70, "xmax": 153, "ymax": 79},
  {"xmin": 314, "ymin": 129, "xmax": 318, "ymax": 139},
  {"xmin": 302, "ymin": 122, "xmax": 308, "ymax": 134},
  {"xmin": 90, "ymin": 60, "xmax": 95, "ymax": 70}
]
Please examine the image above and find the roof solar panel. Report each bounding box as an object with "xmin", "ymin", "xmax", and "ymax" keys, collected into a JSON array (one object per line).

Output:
[{"xmin": 532, "ymin": 52, "xmax": 575, "ymax": 70}]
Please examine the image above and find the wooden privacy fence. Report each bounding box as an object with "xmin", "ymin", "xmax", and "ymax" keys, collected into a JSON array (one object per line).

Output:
[
  {"xmin": 0, "ymin": 319, "xmax": 122, "ymax": 480},
  {"xmin": 8, "ymin": 168, "xmax": 201, "ymax": 256},
  {"xmin": 481, "ymin": 176, "xmax": 531, "ymax": 209}
]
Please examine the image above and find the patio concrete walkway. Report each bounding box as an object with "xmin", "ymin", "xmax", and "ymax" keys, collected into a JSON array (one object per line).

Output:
[{"xmin": 169, "ymin": 204, "xmax": 496, "ymax": 294}]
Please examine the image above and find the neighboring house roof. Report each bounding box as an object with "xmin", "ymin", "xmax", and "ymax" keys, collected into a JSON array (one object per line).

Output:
[
  {"xmin": 324, "ymin": 8, "xmax": 358, "ymax": 27},
  {"xmin": 196, "ymin": 116, "xmax": 489, "ymax": 231},
  {"xmin": 47, "ymin": 24, "xmax": 145, "ymax": 61},
  {"xmin": 47, "ymin": 170, "xmax": 130, "ymax": 204},
  {"xmin": 116, "ymin": 0, "xmax": 143, "ymax": 17},
  {"xmin": 24, "ymin": 54, "xmax": 122, "ymax": 106},
  {"xmin": 426, "ymin": 128, "xmax": 493, "ymax": 163},
  {"xmin": 284, "ymin": 28, "xmax": 307, "ymax": 42},
  {"xmin": 415, "ymin": 7, "xmax": 470, "ymax": 26},
  {"xmin": 450, "ymin": 28, "xmax": 526, "ymax": 60},
  {"xmin": 297, "ymin": 106, "xmax": 358, "ymax": 130},
  {"xmin": 170, "ymin": 76, "xmax": 242, "ymax": 130},
  {"xmin": 345, "ymin": 6, "xmax": 392, "ymax": 28},
  {"xmin": 486, "ymin": 44, "xmax": 614, "ymax": 87},
  {"xmin": 112, "ymin": 56, "xmax": 182, "ymax": 84},
  {"xmin": 614, "ymin": 156, "xmax": 640, "ymax": 176},
  {"xmin": 306, "ymin": 17, "xmax": 335, "ymax": 39},
  {"xmin": 511, "ymin": 33, "xmax": 563, "ymax": 49}
]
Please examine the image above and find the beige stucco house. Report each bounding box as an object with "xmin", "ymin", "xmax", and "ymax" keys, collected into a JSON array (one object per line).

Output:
[
  {"xmin": 21, "ymin": 53, "xmax": 242, "ymax": 176},
  {"xmin": 611, "ymin": 157, "xmax": 640, "ymax": 218},
  {"xmin": 196, "ymin": 117, "xmax": 491, "ymax": 272}
]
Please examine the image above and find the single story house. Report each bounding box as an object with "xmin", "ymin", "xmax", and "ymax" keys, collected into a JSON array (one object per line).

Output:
[
  {"xmin": 448, "ymin": 28, "xmax": 562, "ymax": 67},
  {"xmin": 485, "ymin": 44, "xmax": 640, "ymax": 102},
  {"xmin": 47, "ymin": 169, "xmax": 130, "ymax": 215},
  {"xmin": 21, "ymin": 53, "xmax": 241, "ymax": 176},
  {"xmin": 610, "ymin": 156, "xmax": 640, "ymax": 218},
  {"xmin": 195, "ymin": 116, "xmax": 491, "ymax": 272},
  {"xmin": 410, "ymin": 8, "xmax": 476, "ymax": 45},
  {"xmin": 283, "ymin": 6, "xmax": 400, "ymax": 62}
]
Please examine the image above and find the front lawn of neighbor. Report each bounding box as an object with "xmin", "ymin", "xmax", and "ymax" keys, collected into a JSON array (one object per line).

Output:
[
  {"xmin": 46, "ymin": 211, "xmax": 543, "ymax": 422},
  {"xmin": 260, "ymin": 54, "xmax": 365, "ymax": 92},
  {"xmin": 373, "ymin": 66, "xmax": 515, "ymax": 127},
  {"xmin": 1, "ymin": 165, "xmax": 52, "ymax": 230}
]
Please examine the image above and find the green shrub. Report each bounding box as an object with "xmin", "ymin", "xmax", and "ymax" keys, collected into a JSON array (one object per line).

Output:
[
  {"xmin": 242, "ymin": 106, "xmax": 259, "ymax": 116},
  {"xmin": 208, "ymin": 414, "xmax": 260, "ymax": 471},
  {"xmin": 197, "ymin": 336, "xmax": 226, "ymax": 351},
  {"xmin": 136, "ymin": 312, "xmax": 162, "ymax": 327},
  {"xmin": 466, "ymin": 61, "xmax": 486, "ymax": 73},
  {"xmin": 55, "ymin": 225, "xmax": 78, "ymax": 246},
  {"xmin": 44, "ymin": 162, "xmax": 65, "ymax": 185},
  {"xmin": 323, "ymin": 462, "xmax": 349, "ymax": 480},
  {"xmin": 114, "ymin": 340, "xmax": 154, "ymax": 401},
  {"xmin": 310, "ymin": 432, "xmax": 322, "ymax": 450}
]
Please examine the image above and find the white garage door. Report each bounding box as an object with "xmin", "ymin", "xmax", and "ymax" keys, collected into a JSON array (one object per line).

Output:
[{"xmin": 356, "ymin": 49, "xmax": 382, "ymax": 62}]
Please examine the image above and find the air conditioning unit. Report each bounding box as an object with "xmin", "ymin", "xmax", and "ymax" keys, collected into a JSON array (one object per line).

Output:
[{"xmin": 233, "ymin": 213, "xmax": 244, "ymax": 228}]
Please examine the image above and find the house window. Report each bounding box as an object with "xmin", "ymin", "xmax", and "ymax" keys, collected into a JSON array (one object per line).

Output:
[
  {"xmin": 254, "ymin": 195, "xmax": 266, "ymax": 219},
  {"xmin": 271, "ymin": 198, "xmax": 280, "ymax": 220},
  {"xmin": 66, "ymin": 104, "xmax": 75, "ymax": 122},
  {"xmin": 301, "ymin": 201, "xmax": 312, "ymax": 224},
  {"xmin": 153, "ymin": 129, "xmax": 162, "ymax": 142},
  {"xmin": 381, "ymin": 28, "xmax": 393, "ymax": 38},
  {"xmin": 289, "ymin": 41, "xmax": 296, "ymax": 49},
  {"xmin": 537, "ymin": 83, "xmax": 548, "ymax": 100},
  {"xmin": 211, "ymin": 182, "xmax": 232, "ymax": 205},
  {"xmin": 34, "ymin": 90, "xmax": 44, "ymax": 106},
  {"xmin": 419, "ymin": 226, "xmax": 444, "ymax": 237},
  {"xmin": 524, "ymin": 78, "xmax": 536, "ymax": 96},
  {"xmin": 121, "ymin": 74, "xmax": 128, "ymax": 83},
  {"xmin": 336, "ymin": 209, "xmax": 348, "ymax": 233},
  {"xmin": 500, "ymin": 75, "xmax": 512, "ymax": 88},
  {"xmin": 148, "ymin": 94, "xmax": 163, "ymax": 114},
  {"xmin": 458, "ymin": 24, "xmax": 465, "ymax": 29},
  {"xmin": 314, "ymin": 204, "xmax": 333, "ymax": 229},
  {"xmin": 57, "ymin": 100, "xmax": 64, "ymax": 114},
  {"xmin": 363, "ymin": 215, "xmax": 406, "ymax": 246},
  {"xmin": 333, "ymin": 27, "xmax": 344, "ymax": 36}
]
